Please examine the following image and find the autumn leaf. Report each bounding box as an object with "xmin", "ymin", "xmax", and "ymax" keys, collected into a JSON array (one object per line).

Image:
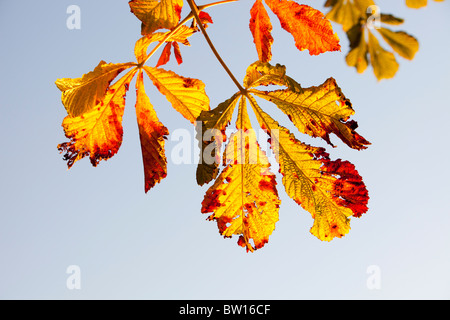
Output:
[
  {"xmin": 201, "ymin": 96, "xmax": 280, "ymax": 252},
  {"xmin": 264, "ymin": 0, "xmax": 341, "ymax": 55},
  {"xmin": 135, "ymin": 71, "xmax": 169, "ymax": 192},
  {"xmin": 143, "ymin": 66, "xmax": 210, "ymax": 123},
  {"xmin": 345, "ymin": 25, "xmax": 369, "ymax": 74},
  {"xmin": 58, "ymin": 68, "xmax": 137, "ymax": 168},
  {"xmin": 134, "ymin": 25, "xmax": 195, "ymax": 64},
  {"xmin": 55, "ymin": 61, "xmax": 136, "ymax": 116},
  {"xmin": 251, "ymin": 77, "xmax": 370, "ymax": 150},
  {"xmin": 243, "ymin": 61, "xmax": 302, "ymax": 91},
  {"xmin": 325, "ymin": 0, "xmax": 375, "ymax": 32},
  {"xmin": 250, "ymin": 0, "xmax": 274, "ymax": 62},
  {"xmin": 249, "ymin": 96, "xmax": 369, "ymax": 241},
  {"xmin": 406, "ymin": 0, "xmax": 445, "ymax": 9},
  {"xmin": 129, "ymin": 0, "xmax": 183, "ymax": 35},
  {"xmin": 57, "ymin": 11, "xmax": 210, "ymax": 192},
  {"xmin": 196, "ymin": 93, "xmax": 240, "ymax": 186},
  {"xmin": 367, "ymin": 31, "xmax": 399, "ymax": 81},
  {"xmin": 377, "ymin": 27, "xmax": 419, "ymax": 60},
  {"xmin": 325, "ymin": 0, "xmax": 419, "ymax": 80},
  {"xmin": 156, "ymin": 42, "xmax": 173, "ymax": 67},
  {"xmin": 198, "ymin": 61, "xmax": 369, "ymax": 250}
]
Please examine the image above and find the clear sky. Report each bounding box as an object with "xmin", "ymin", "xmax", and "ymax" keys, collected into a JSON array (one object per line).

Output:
[{"xmin": 0, "ymin": 0, "xmax": 449, "ymax": 299}]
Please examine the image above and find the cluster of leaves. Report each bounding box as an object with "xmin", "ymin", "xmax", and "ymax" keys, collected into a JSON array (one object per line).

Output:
[
  {"xmin": 324, "ymin": 0, "xmax": 445, "ymax": 80},
  {"xmin": 55, "ymin": 0, "xmax": 440, "ymax": 252}
]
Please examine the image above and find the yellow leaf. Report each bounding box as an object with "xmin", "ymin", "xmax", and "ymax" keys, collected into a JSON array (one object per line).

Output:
[
  {"xmin": 345, "ymin": 27, "xmax": 369, "ymax": 74},
  {"xmin": 406, "ymin": 0, "xmax": 445, "ymax": 9},
  {"xmin": 249, "ymin": 97, "xmax": 369, "ymax": 241},
  {"xmin": 368, "ymin": 31, "xmax": 399, "ymax": 81},
  {"xmin": 129, "ymin": 0, "xmax": 183, "ymax": 35},
  {"xmin": 243, "ymin": 61, "xmax": 302, "ymax": 92},
  {"xmin": 252, "ymin": 77, "xmax": 371, "ymax": 150},
  {"xmin": 325, "ymin": 0, "xmax": 375, "ymax": 31},
  {"xmin": 196, "ymin": 94, "xmax": 240, "ymax": 186},
  {"xmin": 380, "ymin": 14, "xmax": 404, "ymax": 25},
  {"xmin": 135, "ymin": 71, "xmax": 169, "ymax": 193},
  {"xmin": 377, "ymin": 27, "xmax": 419, "ymax": 60},
  {"xmin": 201, "ymin": 97, "xmax": 280, "ymax": 252},
  {"xmin": 58, "ymin": 69, "xmax": 137, "ymax": 168},
  {"xmin": 406, "ymin": 0, "xmax": 428, "ymax": 8},
  {"xmin": 55, "ymin": 61, "xmax": 135, "ymax": 117},
  {"xmin": 142, "ymin": 66, "xmax": 210, "ymax": 123}
]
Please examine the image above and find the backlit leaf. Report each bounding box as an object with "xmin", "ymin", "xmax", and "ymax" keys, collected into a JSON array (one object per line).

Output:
[
  {"xmin": 367, "ymin": 31, "xmax": 399, "ymax": 80},
  {"xmin": 377, "ymin": 27, "xmax": 419, "ymax": 60},
  {"xmin": 243, "ymin": 60, "xmax": 302, "ymax": 91},
  {"xmin": 155, "ymin": 42, "xmax": 172, "ymax": 67},
  {"xmin": 264, "ymin": 0, "xmax": 341, "ymax": 55},
  {"xmin": 250, "ymin": 0, "xmax": 274, "ymax": 62},
  {"xmin": 143, "ymin": 66, "xmax": 210, "ymax": 123},
  {"xmin": 129, "ymin": 0, "xmax": 183, "ymax": 35},
  {"xmin": 201, "ymin": 97, "xmax": 280, "ymax": 252},
  {"xmin": 135, "ymin": 71, "xmax": 169, "ymax": 193},
  {"xmin": 406, "ymin": 0, "xmax": 428, "ymax": 7},
  {"xmin": 345, "ymin": 26, "xmax": 369, "ymax": 73},
  {"xmin": 252, "ymin": 77, "xmax": 371, "ymax": 150},
  {"xmin": 249, "ymin": 98, "xmax": 369, "ymax": 241},
  {"xmin": 196, "ymin": 94, "xmax": 240, "ymax": 186},
  {"xmin": 58, "ymin": 68, "xmax": 137, "ymax": 168},
  {"xmin": 134, "ymin": 25, "xmax": 194, "ymax": 64},
  {"xmin": 325, "ymin": 0, "xmax": 375, "ymax": 31},
  {"xmin": 55, "ymin": 61, "xmax": 135, "ymax": 117},
  {"xmin": 405, "ymin": 0, "xmax": 444, "ymax": 8},
  {"xmin": 380, "ymin": 14, "xmax": 404, "ymax": 25}
]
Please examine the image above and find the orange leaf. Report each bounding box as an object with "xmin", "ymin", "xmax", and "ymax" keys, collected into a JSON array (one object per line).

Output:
[
  {"xmin": 264, "ymin": 0, "xmax": 341, "ymax": 55},
  {"xmin": 198, "ymin": 11, "xmax": 213, "ymax": 27},
  {"xmin": 155, "ymin": 42, "xmax": 172, "ymax": 67},
  {"xmin": 250, "ymin": 0, "xmax": 274, "ymax": 62},
  {"xmin": 58, "ymin": 69, "xmax": 137, "ymax": 168},
  {"xmin": 135, "ymin": 71, "xmax": 169, "ymax": 193},
  {"xmin": 172, "ymin": 41, "xmax": 183, "ymax": 65},
  {"xmin": 129, "ymin": 0, "xmax": 183, "ymax": 35}
]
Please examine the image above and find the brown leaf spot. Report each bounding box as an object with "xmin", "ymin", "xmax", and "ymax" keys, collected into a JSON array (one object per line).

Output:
[{"xmin": 183, "ymin": 78, "xmax": 196, "ymax": 88}]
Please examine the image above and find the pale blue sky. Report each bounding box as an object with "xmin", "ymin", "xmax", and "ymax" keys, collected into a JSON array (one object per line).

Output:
[{"xmin": 0, "ymin": 0, "xmax": 449, "ymax": 299}]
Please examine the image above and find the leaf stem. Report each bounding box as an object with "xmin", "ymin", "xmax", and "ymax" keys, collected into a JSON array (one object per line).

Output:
[
  {"xmin": 186, "ymin": 0, "xmax": 246, "ymax": 95},
  {"xmin": 198, "ymin": 0, "xmax": 239, "ymax": 11},
  {"xmin": 139, "ymin": 0, "xmax": 239, "ymax": 68},
  {"xmin": 139, "ymin": 14, "xmax": 194, "ymax": 68}
]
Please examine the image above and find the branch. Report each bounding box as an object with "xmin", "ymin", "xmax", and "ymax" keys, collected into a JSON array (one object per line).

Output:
[{"xmin": 186, "ymin": 0, "xmax": 246, "ymax": 94}]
